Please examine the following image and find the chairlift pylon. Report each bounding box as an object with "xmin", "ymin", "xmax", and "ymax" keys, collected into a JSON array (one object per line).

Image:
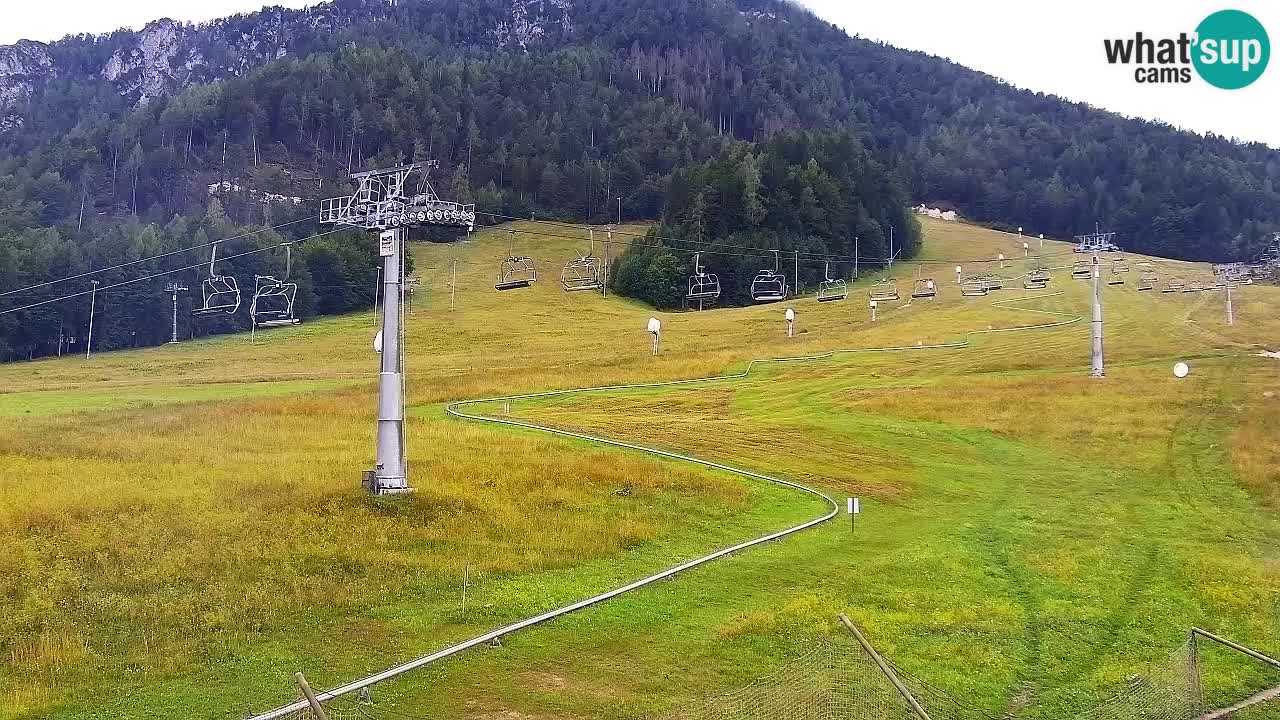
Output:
[
  {"xmin": 496, "ymin": 229, "xmax": 537, "ymax": 291},
  {"xmin": 750, "ymin": 249, "xmax": 787, "ymax": 303},
  {"xmin": 686, "ymin": 251, "xmax": 721, "ymax": 303},
  {"xmin": 251, "ymin": 242, "xmax": 301, "ymax": 328},
  {"xmin": 561, "ymin": 229, "xmax": 603, "ymax": 292},
  {"xmin": 192, "ymin": 240, "xmax": 241, "ymax": 316},
  {"xmin": 816, "ymin": 261, "xmax": 848, "ymax": 303}
]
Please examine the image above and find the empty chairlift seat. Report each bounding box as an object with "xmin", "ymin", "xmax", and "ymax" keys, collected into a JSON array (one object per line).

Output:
[
  {"xmin": 1071, "ymin": 261, "xmax": 1092, "ymax": 280},
  {"xmin": 1024, "ymin": 267, "xmax": 1051, "ymax": 290},
  {"xmin": 1162, "ymin": 277, "xmax": 1186, "ymax": 293},
  {"xmin": 496, "ymin": 256, "xmax": 537, "ymax": 290},
  {"xmin": 816, "ymin": 261, "xmax": 847, "ymax": 302},
  {"xmin": 686, "ymin": 252, "xmax": 721, "ymax": 303},
  {"xmin": 960, "ymin": 275, "xmax": 990, "ymax": 297},
  {"xmin": 561, "ymin": 255, "xmax": 601, "ymax": 292},
  {"xmin": 750, "ymin": 250, "xmax": 788, "ymax": 303},
  {"xmin": 911, "ymin": 278, "xmax": 937, "ymax": 299},
  {"xmin": 868, "ymin": 278, "xmax": 899, "ymax": 302},
  {"xmin": 251, "ymin": 243, "xmax": 300, "ymax": 328},
  {"xmin": 192, "ymin": 240, "xmax": 241, "ymax": 316},
  {"xmin": 251, "ymin": 277, "xmax": 300, "ymax": 327},
  {"xmin": 561, "ymin": 231, "xmax": 603, "ymax": 292},
  {"xmin": 1108, "ymin": 258, "xmax": 1128, "ymax": 286}
]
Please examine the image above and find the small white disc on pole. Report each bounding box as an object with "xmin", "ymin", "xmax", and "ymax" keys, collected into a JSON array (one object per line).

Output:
[
  {"xmin": 1173, "ymin": 362, "xmax": 1190, "ymax": 378},
  {"xmin": 785, "ymin": 308, "xmax": 795, "ymax": 322},
  {"xmin": 647, "ymin": 317, "xmax": 661, "ymax": 335},
  {"xmin": 373, "ymin": 330, "xmax": 383, "ymax": 353}
]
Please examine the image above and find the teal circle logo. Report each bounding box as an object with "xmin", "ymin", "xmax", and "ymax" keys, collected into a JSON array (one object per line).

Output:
[{"xmin": 1193, "ymin": 10, "xmax": 1270, "ymax": 89}]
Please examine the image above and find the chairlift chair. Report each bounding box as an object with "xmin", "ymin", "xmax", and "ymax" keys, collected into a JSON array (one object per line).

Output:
[
  {"xmin": 192, "ymin": 240, "xmax": 241, "ymax": 316},
  {"xmin": 816, "ymin": 261, "xmax": 848, "ymax": 302},
  {"xmin": 496, "ymin": 230, "xmax": 537, "ymax": 290},
  {"xmin": 496, "ymin": 256, "xmax": 537, "ymax": 290},
  {"xmin": 869, "ymin": 277, "xmax": 899, "ymax": 302},
  {"xmin": 960, "ymin": 275, "xmax": 990, "ymax": 297},
  {"xmin": 1162, "ymin": 277, "xmax": 1185, "ymax": 293},
  {"xmin": 686, "ymin": 252, "xmax": 721, "ymax": 302},
  {"xmin": 251, "ymin": 243, "xmax": 301, "ymax": 328},
  {"xmin": 1184, "ymin": 279, "xmax": 1204, "ymax": 293},
  {"xmin": 1108, "ymin": 266, "xmax": 1126, "ymax": 286},
  {"xmin": 750, "ymin": 250, "xmax": 788, "ymax": 303},
  {"xmin": 561, "ymin": 230, "xmax": 603, "ymax": 292},
  {"xmin": 983, "ymin": 273, "xmax": 1004, "ymax": 291},
  {"xmin": 911, "ymin": 277, "xmax": 937, "ymax": 299},
  {"xmin": 1023, "ymin": 267, "xmax": 1051, "ymax": 289},
  {"xmin": 1071, "ymin": 261, "xmax": 1092, "ymax": 280}
]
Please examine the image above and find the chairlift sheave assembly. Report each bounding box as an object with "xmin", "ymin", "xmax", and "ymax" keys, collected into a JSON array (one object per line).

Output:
[
  {"xmin": 250, "ymin": 242, "xmax": 301, "ymax": 328},
  {"xmin": 192, "ymin": 240, "xmax": 242, "ymax": 316},
  {"xmin": 750, "ymin": 249, "xmax": 788, "ymax": 303},
  {"xmin": 816, "ymin": 261, "xmax": 848, "ymax": 302},
  {"xmin": 686, "ymin": 252, "xmax": 721, "ymax": 302}
]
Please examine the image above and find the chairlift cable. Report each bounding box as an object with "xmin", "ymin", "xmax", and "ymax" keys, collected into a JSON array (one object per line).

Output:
[
  {"xmin": 0, "ymin": 227, "xmax": 345, "ymax": 316},
  {"xmin": 0, "ymin": 215, "xmax": 316, "ymax": 299}
]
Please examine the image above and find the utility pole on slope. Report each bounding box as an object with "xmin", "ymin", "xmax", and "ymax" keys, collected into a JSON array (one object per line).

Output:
[
  {"xmin": 86, "ymin": 280, "xmax": 100, "ymax": 359},
  {"xmin": 320, "ymin": 162, "xmax": 475, "ymax": 495}
]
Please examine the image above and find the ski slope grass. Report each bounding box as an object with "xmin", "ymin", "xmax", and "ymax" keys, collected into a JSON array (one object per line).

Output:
[{"xmin": 0, "ymin": 217, "xmax": 1278, "ymax": 719}]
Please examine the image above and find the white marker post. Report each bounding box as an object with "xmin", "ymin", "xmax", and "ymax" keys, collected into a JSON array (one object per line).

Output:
[
  {"xmin": 1023, "ymin": 242, "xmax": 1030, "ymax": 259},
  {"xmin": 647, "ymin": 317, "xmax": 662, "ymax": 355},
  {"xmin": 848, "ymin": 496, "xmax": 860, "ymax": 534},
  {"xmin": 869, "ymin": 300, "xmax": 878, "ymax": 322},
  {"xmin": 955, "ymin": 265, "xmax": 963, "ymax": 284},
  {"xmin": 785, "ymin": 307, "xmax": 796, "ymax": 338}
]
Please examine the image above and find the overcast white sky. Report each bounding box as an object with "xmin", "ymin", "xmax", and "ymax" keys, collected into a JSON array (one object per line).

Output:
[{"xmin": 2, "ymin": 0, "xmax": 1276, "ymax": 148}]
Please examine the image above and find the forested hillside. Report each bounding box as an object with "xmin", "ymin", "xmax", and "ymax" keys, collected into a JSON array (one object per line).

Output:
[{"xmin": 1, "ymin": 0, "xmax": 1277, "ymax": 359}]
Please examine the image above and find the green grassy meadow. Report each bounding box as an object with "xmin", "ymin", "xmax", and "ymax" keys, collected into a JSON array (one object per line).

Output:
[{"xmin": 1, "ymin": 218, "xmax": 1278, "ymax": 719}]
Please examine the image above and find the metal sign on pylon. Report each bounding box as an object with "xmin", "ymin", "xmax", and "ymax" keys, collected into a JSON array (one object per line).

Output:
[{"xmin": 321, "ymin": 162, "xmax": 475, "ymax": 495}]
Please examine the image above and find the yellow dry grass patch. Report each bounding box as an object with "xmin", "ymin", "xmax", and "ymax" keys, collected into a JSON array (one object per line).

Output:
[{"xmin": 1231, "ymin": 360, "xmax": 1280, "ymax": 508}]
